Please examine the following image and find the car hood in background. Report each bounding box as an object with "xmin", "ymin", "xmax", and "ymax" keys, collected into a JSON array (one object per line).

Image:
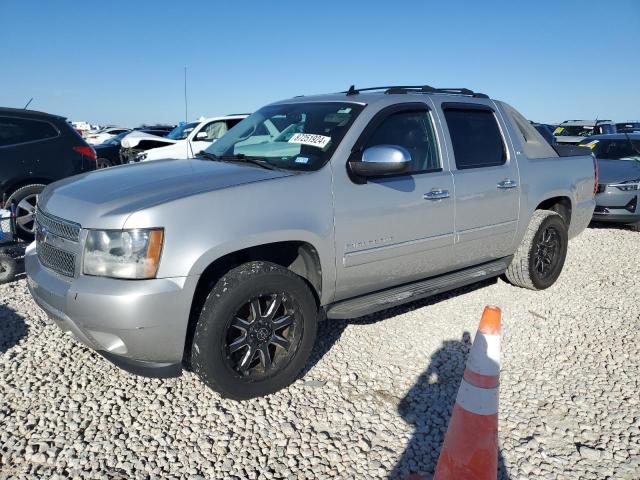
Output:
[
  {"xmin": 597, "ymin": 159, "xmax": 640, "ymax": 184},
  {"xmin": 39, "ymin": 159, "xmax": 293, "ymax": 228},
  {"xmin": 121, "ymin": 130, "xmax": 177, "ymax": 149},
  {"xmin": 555, "ymin": 136, "xmax": 587, "ymax": 145}
]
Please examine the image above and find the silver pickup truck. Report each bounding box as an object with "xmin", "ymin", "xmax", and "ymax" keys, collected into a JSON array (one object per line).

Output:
[{"xmin": 26, "ymin": 86, "xmax": 596, "ymax": 399}]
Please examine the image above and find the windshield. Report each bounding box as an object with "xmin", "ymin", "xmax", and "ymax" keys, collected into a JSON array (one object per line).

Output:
[
  {"xmin": 166, "ymin": 122, "xmax": 198, "ymax": 140},
  {"xmin": 102, "ymin": 131, "xmax": 130, "ymax": 145},
  {"xmin": 616, "ymin": 123, "xmax": 640, "ymax": 133},
  {"xmin": 554, "ymin": 125, "xmax": 594, "ymax": 137},
  {"xmin": 580, "ymin": 138, "xmax": 640, "ymax": 160},
  {"xmin": 204, "ymin": 102, "xmax": 364, "ymax": 171}
]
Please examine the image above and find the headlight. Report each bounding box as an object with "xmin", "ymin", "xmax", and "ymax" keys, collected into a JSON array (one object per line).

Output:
[
  {"xmin": 83, "ymin": 229, "xmax": 164, "ymax": 279},
  {"xmin": 612, "ymin": 179, "xmax": 640, "ymax": 191}
]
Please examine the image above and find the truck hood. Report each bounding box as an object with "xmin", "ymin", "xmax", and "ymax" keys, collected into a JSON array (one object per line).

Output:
[
  {"xmin": 40, "ymin": 159, "xmax": 293, "ymax": 229},
  {"xmin": 597, "ymin": 158, "xmax": 640, "ymax": 184},
  {"xmin": 121, "ymin": 130, "xmax": 176, "ymax": 149}
]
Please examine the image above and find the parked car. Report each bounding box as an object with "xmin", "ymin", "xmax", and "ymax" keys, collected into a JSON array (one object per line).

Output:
[
  {"xmin": 579, "ymin": 133, "xmax": 640, "ymax": 230},
  {"xmin": 94, "ymin": 127, "xmax": 173, "ymax": 169},
  {"xmin": 554, "ymin": 120, "xmax": 615, "ymax": 144},
  {"xmin": 25, "ymin": 85, "xmax": 596, "ymax": 399},
  {"xmin": 615, "ymin": 122, "xmax": 640, "ymax": 133},
  {"xmin": 85, "ymin": 126, "xmax": 130, "ymax": 145},
  {"xmin": 121, "ymin": 116, "xmax": 248, "ymax": 163},
  {"xmin": 0, "ymin": 108, "xmax": 97, "ymax": 240}
]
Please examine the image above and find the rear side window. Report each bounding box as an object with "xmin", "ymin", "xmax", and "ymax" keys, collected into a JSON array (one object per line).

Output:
[
  {"xmin": 443, "ymin": 108, "xmax": 506, "ymax": 169},
  {"xmin": 364, "ymin": 110, "xmax": 440, "ymax": 172},
  {"xmin": 0, "ymin": 116, "xmax": 59, "ymax": 147}
]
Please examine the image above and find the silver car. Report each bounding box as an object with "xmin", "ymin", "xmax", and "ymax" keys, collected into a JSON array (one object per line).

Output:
[
  {"xmin": 580, "ymin": 134, "xmax": 640, "ymax": 230},
  {"xmin": 26, "ymin": 85, "xmax": 596, "ymax": 399}
]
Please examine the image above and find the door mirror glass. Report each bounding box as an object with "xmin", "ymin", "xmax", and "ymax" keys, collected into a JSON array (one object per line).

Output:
[{"xmin": 349, "ymin": 145, "xmax": 412, "ymax": 177}]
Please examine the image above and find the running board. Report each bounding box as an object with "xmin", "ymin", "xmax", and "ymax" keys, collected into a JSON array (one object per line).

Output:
[{"xmin": 326, "ymin": 257, "xmax": 512, "ymax": 320}]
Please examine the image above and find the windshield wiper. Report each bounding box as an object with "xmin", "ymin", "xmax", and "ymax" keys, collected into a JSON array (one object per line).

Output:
[{"xmin": 199, "ymin": 152, "xmax": 277, "ymax": 171}]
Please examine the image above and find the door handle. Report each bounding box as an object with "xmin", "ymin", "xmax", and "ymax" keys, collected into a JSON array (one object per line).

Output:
[
  {"xmin": 423, "ymin": 189, "xmax": 450, "ymax": 200},
  {"xmin": 497, "ymin": 179, "xmax": 518, "ymax": 189}
]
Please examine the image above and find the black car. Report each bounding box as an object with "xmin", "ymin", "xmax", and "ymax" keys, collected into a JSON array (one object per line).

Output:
[
  {"xmin": 94, "ymin": 128, "xmax": 172, "ymax": 169},
  {"xmin": 0, "ymin": 107, "xmax": 97, "ymax": 240}
]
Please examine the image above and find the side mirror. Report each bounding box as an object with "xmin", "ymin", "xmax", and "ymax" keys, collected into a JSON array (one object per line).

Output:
[
  {"xmin": 349, "ymin": 145, "xmax": 411, "ymax": 178},
  {"xmin": 195, "ymin": 131, "xmax": 208, "ymax": 140}
]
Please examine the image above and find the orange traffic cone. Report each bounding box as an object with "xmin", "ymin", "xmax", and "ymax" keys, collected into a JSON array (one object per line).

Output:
[{"xmin": 433, "ymin": 305, "xmax": 501, "ymax": 480}]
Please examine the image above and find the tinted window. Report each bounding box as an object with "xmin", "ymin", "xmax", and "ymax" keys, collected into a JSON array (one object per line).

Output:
[
  {"xmin": 0, "ymin": 116, "xmax": 59, "ymax": 147},
  {"xmin": 364, "ymin": 110, "xmax": 440, "ymax": 172},
  {"xmin": 444, "ymin": 108, "xmax": 506, "ymax": 169}
]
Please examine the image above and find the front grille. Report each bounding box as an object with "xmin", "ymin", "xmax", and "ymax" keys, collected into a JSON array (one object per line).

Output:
[
  {"xmin": 36, "ymin": 210, "xmax": 81, "ymax": 241},
  {"xmin": 596, "ymin": 184, "xmax": 607, "ymax": 193},
  {"xmin": 37, "ymin": 241, "xmax": 76, "ymax": 277}
]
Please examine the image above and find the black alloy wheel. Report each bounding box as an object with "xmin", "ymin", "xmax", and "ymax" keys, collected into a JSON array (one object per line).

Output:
[{"xmin": 224, "ymin": 293, "xmax": 302, "ymax": 379}]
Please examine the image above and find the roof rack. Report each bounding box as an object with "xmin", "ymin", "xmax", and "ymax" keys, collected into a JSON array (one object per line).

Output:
[{"xmin": 344, "ymin": 84, "xmax": 489, "ymax": 99}]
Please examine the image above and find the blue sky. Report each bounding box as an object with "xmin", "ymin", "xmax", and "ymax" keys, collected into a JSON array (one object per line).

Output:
[{"xmin": 1, "ymin": 1, "xmax": 639, "ymax": 126}]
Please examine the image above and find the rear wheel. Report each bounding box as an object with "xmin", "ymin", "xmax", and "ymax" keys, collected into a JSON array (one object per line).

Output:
[
  {"xmin": 505, "ymin": 210, "xmax": 568, "ymax": 290},
  {"xmin": 6, "ymin": 184, "xmax": 46, "ymax": 242},
  {"xmin": 191, "ymin": 261, "xmax": 318, "ymax": 400},
  {"xmin": 97, "ymin": 158, "xmax": 112, "ymax": 169}
]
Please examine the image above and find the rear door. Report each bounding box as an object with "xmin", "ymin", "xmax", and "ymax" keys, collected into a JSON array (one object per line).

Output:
[
  {"xmin": 332, "ymin": 102, "xmax": 455, "ymax": 300},
  {"xmin": 437, "ymin": 102, "xmax": 520, "ymax": 267}
]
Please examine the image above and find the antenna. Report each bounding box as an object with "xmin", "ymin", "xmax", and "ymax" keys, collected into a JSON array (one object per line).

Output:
[
  {"xmin": 184, "ymin": 66, "xmax": 191, "ymax": 159},
  {"xmin": 23, "ymin": 97, "xmax": 33, "ymax": 109},
  {"xmin": 184, "ymin": 67, "xmax": 188, "ymax": 123}
]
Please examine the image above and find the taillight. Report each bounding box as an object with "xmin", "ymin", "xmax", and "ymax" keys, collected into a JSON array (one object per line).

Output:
[
  {"xmin": 73, "ymin": 145, "xmax": 97, "ymax": 160},
  {"xmin": 592, "ymin": 154, "xmax": 599, "ymax": 196}
]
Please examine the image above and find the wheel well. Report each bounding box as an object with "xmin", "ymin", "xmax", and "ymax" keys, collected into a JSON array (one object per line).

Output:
[
  {"xmin": 536, "ymin": 196, "xmax": 572, "ymax": 226},
  {"xmin": 182, "ymin": 241, "xmax": 322, "ymax": 365},
  {"xmin": 3, "ymin": 178, "xmax": 51, "ymax": 199}
]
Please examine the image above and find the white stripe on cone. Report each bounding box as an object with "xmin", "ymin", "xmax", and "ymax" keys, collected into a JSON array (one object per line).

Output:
[
  {"xmin": 455, "ymin": 379, "xmax": 499, "ymax": 416},
  {"xmin": 466, "ymin": 332, "xmax": 500, "ymax": 377}
]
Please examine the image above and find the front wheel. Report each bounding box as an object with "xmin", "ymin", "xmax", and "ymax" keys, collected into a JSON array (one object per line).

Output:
[
  {"xmin": 0, "ymin": 254, "xmax": 17, "ymax": 284},
  {"xmin": 505, "ymin": 210, "xmax": 568, "ymax": 290},
  {"xmin": 191, "ymin": 261, "xmax": 318, "ymax": 400}
]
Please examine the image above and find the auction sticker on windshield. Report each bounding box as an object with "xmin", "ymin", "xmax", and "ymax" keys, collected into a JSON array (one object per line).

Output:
[{"xmin": 288, "ymin": 133, "xmax": 331, "ymax": 149}]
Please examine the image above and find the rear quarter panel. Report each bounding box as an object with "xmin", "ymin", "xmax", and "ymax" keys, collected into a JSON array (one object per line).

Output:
[{"xmin": 516, "ymin": 153, "xmax": 596, "ymax": 240}]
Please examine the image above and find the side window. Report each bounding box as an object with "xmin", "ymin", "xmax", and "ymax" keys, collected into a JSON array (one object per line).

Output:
[
  {"xmin": 444, "ymin": 108, "xmax": 506, "ymax": 169},
  {"xmin": 0, "ymin": 116, "xmax": 58, "ymax": 147},
  {"xmin": 198, "ymin": 121, "xmax": 228, "ymax": 141},
  {"xmin": 364, "ymin": 110, "xmax": 440, "ymax": 172}
]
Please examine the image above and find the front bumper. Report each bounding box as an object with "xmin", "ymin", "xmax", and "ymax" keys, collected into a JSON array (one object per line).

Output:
[
  {"xmin": 25, "ymin": 244, "xmax": 199, "ymax": 378},
  {"xmin": 593, "ymin": 188, "xmax": 639, "ymax": 224}
]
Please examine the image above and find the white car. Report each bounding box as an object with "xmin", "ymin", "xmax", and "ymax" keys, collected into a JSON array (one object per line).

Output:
[
  {"xmin": 85, "ymin": 127, "xmax": 131, "ymax": 145},
  {"xmin": 126, "ymin": 115, "xmax": 248, "ymax": 162}
]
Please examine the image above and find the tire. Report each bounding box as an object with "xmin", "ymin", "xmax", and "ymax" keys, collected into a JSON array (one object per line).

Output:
[
  {"xmin": 628, "ymin": 220, "xmax": 640, "ymax": 232},
  {"xmin": 6, "ymin": 184, "xmax": 46, "ymax": 242},
  {"xmin": 505, "ymin": 210, "xmax": 568, "ymax": 290},
  {"xmin": 191, "ymin": 261, "xmax": 318, "ymax": 400},
  {"xmin": 97, "ymin": 158, "xmax": 112, "ymax": 169},
  {"xmin": 0, "ymin": 255, "xmax": 17, "ymax": 285}
]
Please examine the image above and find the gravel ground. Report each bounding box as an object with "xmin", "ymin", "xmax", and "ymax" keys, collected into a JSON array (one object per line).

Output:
[{"xmin": 1, "ymin": 224, "xmax": 639, "ymax": 479}]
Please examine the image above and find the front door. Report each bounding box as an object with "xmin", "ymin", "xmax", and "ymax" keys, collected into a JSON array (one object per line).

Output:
[{"xmin": 333, "ymin": 102, "xmax": 455, "ymax": 300}]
